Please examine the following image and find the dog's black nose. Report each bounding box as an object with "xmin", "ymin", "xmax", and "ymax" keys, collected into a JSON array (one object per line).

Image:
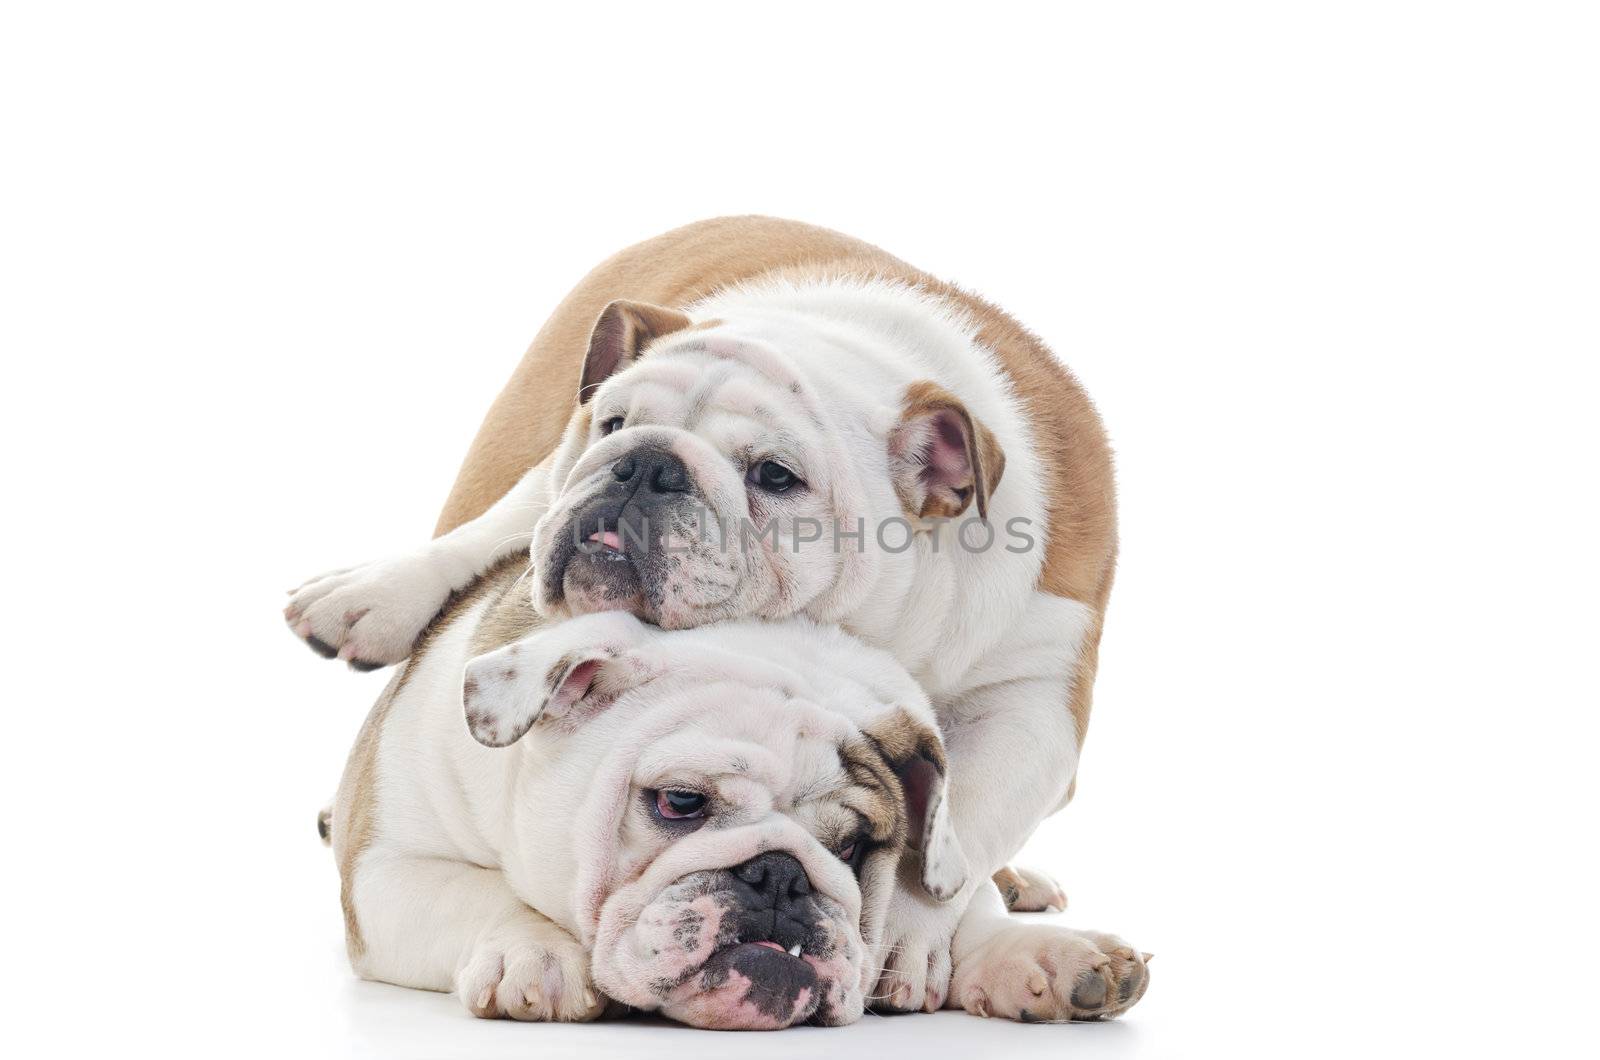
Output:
[
  {"xmin": 733, "ymin": 851, "xmax": 811, "ymax": 904},
  {"xmin": 611, "ymin": 448, "xmax": 690, "ymax": 494}
]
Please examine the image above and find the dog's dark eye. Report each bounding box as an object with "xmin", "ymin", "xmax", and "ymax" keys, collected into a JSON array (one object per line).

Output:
[
  {"xmin": 654, "ymin": 789, "xmax": 707, "ymax": 820},
  {"xmin": 751, "ymin": 460, "xmax": 801, "ymax": 493},
  {"xmin": 600, "ymin": 416, "xmax": 625, "ymax": 436}
]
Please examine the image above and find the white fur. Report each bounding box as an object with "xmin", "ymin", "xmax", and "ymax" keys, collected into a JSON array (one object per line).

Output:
[
  {"xmin": 298, "ymin": 275, "xmax": 1097, "ymax": 1011},
  {"xmin": 342, "ymin": 604, "xmax": 963, "ymax": 1026},
  {"xmin": 689, "ymin": 276, "xmax": 1051, "ymax": 690}
]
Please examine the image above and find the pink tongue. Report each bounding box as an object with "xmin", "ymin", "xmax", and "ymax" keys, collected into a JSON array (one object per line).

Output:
[
  {"xmin": 750, "ymin": 941, "xmax": 785, "ymax": 952},
  {"xmin": 587, "ymin": 530, "xmax": 623, "ymax": 551}
]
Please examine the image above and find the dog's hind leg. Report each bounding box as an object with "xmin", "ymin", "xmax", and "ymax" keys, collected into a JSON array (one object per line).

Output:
[{"xmin": 992, "ymin": 865, "xmax": 1067, "ymax": 913}]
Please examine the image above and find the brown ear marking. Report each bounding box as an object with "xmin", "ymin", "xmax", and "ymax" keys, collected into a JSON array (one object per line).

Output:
[
  {"xmin": 578, "ymin": 300, "xmax": 694, "ymax": 405},
  {"xmin": 838, "ymin": 740, "xmax": 905, "ymax": 846},
  {"xmin": 840, "ymin": 710, "xmax": 940, "ymax": 851},
  {"xmin": 862, "ymin": 707, "xmax": 947, "ymax": 778},
  {"xmin": 859, "ymin": 707, "xmax": 947, "ymax": 851},
  {"xmin": 892, "ymin": 380, "xmax": 1007, "ymax": 520}
]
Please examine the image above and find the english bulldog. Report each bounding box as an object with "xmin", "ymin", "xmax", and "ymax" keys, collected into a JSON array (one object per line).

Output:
[
  {"xmin": 330, "ymin": 558, "xmax": 1144, "ymax": 1028},
  {"xmin": 294, "ymin": 216, "xmax": 1146, "ymax": 1017}
]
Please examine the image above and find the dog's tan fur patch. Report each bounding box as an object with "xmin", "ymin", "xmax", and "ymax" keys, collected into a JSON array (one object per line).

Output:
[
  {"xmin": 431, "ymin": 216, "xmax": 1116, "ymax": 745},
  {"xmin": 853, "ymin": 707, "xmax": 950, "ymax": 850},
  {"xmin": 465, "ymin": 558, "xmax": 547, "ymax": 659},
  {"xmin": 861, "ymin": 707, "xmax": 948, "ymax": 780},
  {"xmin": 333, "ymin": 666, "xmax": 404, "ymax": 960},
  {"xmin": 838, "ymin": 736, "xmax": 907, "ymax": 849}
]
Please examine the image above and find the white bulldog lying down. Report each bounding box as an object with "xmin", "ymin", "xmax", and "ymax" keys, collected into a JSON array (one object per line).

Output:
[{"xmin": 328, "ymin": 558, "xmax": 1148, "ymax": 1028}]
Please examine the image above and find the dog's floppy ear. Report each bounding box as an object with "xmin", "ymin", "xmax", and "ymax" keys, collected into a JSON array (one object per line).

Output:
[
  {"xmin": 889, "ymin": 380, "xmax": 1006, "ymax": 521},
  {"xmin": 461, "ymin": 612, "xmax": 652, "ymax": 747},
  {"xmin": 865, "ymin": 709, "xmax": 970, "ymax": 902},
  {"xmin": 578, "ymin": 300, "xmax": 694, "ymax": 404}
]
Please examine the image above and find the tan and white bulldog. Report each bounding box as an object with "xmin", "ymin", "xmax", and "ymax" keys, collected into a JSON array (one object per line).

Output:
[
  {"xmin": 294, "ymin": 217, "xmax": 1142, "ymax": 1016},
  {"xmin": 331, "ymin": 558, "xmax": 1146, "ymax": 1028}
]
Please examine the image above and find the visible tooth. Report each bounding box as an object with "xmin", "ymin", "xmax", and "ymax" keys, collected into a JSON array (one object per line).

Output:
[{"xmin": 788, "ymin": 943, "xmax": 802, "ymax": 957}]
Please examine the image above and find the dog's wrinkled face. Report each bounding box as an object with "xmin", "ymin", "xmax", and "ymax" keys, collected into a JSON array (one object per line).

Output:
[
  {"xmin": 589, "ymin": 702, "xmax": 893, "ymax": 1029},
  {"xmin": 530, "ymin": 298, "xmax": 1005, "ymax": 630},
  {"xmin": 533, "ymin": 302, "xmax": 865, "ymax": 630},
  {"xmin": 461, "ymin": 614, "xmax": 966, "ymax": 1029}
]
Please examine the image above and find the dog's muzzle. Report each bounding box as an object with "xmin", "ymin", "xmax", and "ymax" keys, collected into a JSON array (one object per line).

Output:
[
  {"xmin": 543, "ymin": 444, "xmax": 701, "ymax": 614},
  {"xmin": 619, "ymin": 851, "xmax": 861, "ymax": 1030}
]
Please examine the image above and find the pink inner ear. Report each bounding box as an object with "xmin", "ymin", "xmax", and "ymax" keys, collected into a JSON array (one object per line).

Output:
[
  {"xmin": 551, "ymin": 658, "xmax": 602, "ymax": 714},
  {"xmin": 923, "ymin": 409, "xmax": 973, "ymax": 487},
  {"xmin": 581, "ymin": 320, "xmax": 627, "ymax": 401}
]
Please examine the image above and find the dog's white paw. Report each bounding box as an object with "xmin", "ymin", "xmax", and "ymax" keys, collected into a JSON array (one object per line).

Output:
[
  {"xmin": 993, "ymin": 865, "xmax": 1068, "ymax": 913},
  {"xmin": 455, "ymin": 932, "xmax": 605, "ymax": 1022},
  {"xmin": 872, "ymin": 889, "xmax": 965, "ymax": 1013},
  {"xmin": 951, "ymin": 923, "xmax": 1150, "ymax": 1022},
  {"xmin": 283, "ymin": 550, "xmax": 456, "ymax": 670}
]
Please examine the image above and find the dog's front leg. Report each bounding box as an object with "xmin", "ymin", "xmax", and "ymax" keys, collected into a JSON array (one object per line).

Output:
[
  {"xmin": 346, "ymin": 851, "xmax": 604, "ymax": 1021},
  {"xmin": 285, "ymin": 461, "xmax": 551, "ymax": 669},
  {"xmin": 940, "ymin": 666, "xmax": 1085, "ymax": 886},
  {"xmin": 874, "ymin": 667, "xmax": 1084, "ymax": 1012},
  {"xmin": 943, "ymin": 880, "xmax": 1151, "ymax": 1022}
]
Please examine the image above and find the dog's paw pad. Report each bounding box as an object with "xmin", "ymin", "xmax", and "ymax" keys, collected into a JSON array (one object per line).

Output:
[{"xmin": 1070, "ymin": 968, "xmax": 1109, "ymax": 1009}]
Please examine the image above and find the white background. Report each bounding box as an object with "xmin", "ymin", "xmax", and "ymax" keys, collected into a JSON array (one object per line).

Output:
[{"xmin": 3, "ymin": 2, "xmax": 1596, "ymax": 1057}]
